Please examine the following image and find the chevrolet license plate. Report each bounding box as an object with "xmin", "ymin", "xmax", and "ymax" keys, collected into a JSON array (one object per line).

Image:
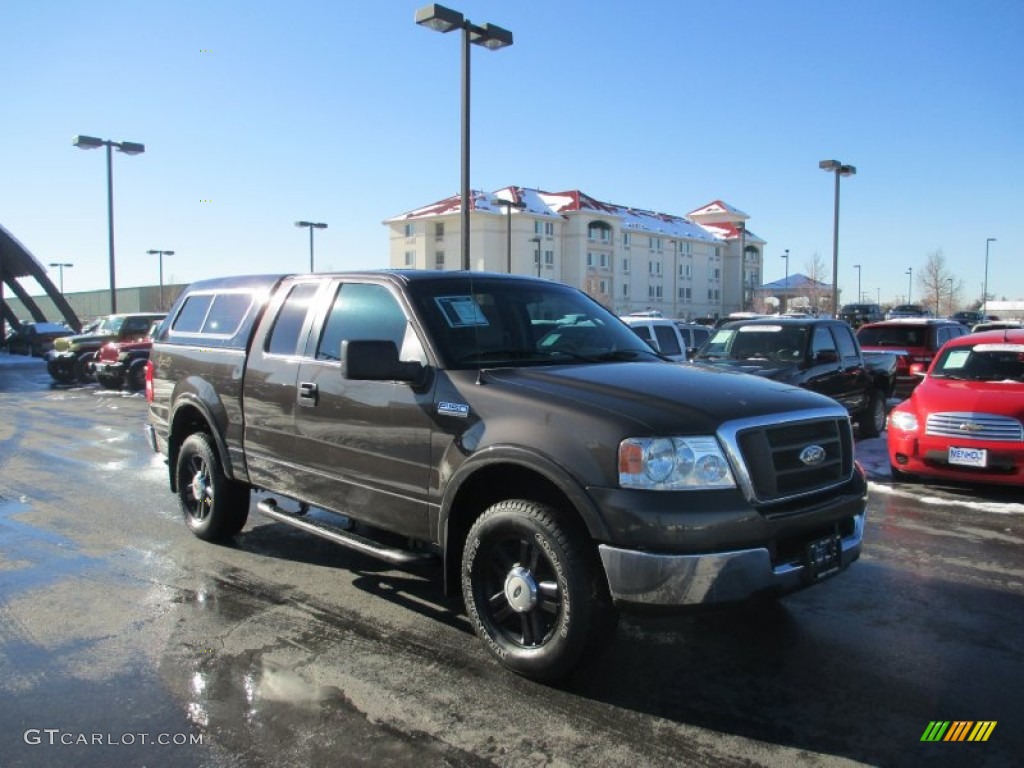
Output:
[{"xmin": 948, "ymin": 447, "xmax": 987, "ymax": 467}]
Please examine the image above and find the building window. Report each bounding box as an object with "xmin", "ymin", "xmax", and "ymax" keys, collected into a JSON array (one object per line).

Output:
[
  {"xmin": 545, "ymin": 250, "xmax": 554, "ymax": 266},
  {"xmin": 707, "ymin": 288, "xmax": 720, "ymax": 301},
  {"xmin": 622, "ymin": 283, "xmax": 630, "ymax": 297},
  {"xmin": 623, "ymin": 232, "xmax": 631, "ymax": 246},
  {"xmin": 712, "ymin": 267, "xmax": 721, "ymax": 280},
  {"xmin": 404, "ymin": 251, "xmax": 415, "ymax": 267},
  {"xmin": 544, "ymin": 221, "xmax": 554, "ymax": 236},
  {"xmin": 622, "ymin": 257, "xmax": 630, "ymax": 273},
  {"xmin": 599, "ymin": 280, "xmax": 608, "ymax": 294},
  {"xmin": 648, "ymin": 260, "xmax": 662, "ymax": 275},
  {"xmin": 600, "ymin": 253, "xmax": 608, "ymax": 268},
  {"xmin": 404, "ymin": 223, "xmax": 415, "ymax": 238},
  {"xmin": 587, "ymin": 252, "xmax": 594, "ymax": 267},
  {"xmin": 648, "ymin": 285, "xmax": 663, "ymax": 299},
  {"xmin": 434, "ymin": 222, "xmax": 444, "ymax": 238},
  {"xmin": 435, "ymin": 251, "xmax": 445, "ymax": 269},
  {"xmin": 677, "ymin": 287, "xmax": 692, "ymax": 300},
  {"xmin": 588, "ymin": 222, "xmax": 611, "ymax": 241},
  {"xmin": 535, "ymin": 220, "xmax": 543, "ymax": 234}
]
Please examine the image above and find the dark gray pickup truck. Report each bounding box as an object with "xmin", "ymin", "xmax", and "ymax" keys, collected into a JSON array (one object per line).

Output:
[{"xmin": 146, "ymin": 271, "xmax": 867, "ymax": 681}]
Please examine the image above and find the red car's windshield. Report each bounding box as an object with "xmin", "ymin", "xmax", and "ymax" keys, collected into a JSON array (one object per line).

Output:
[{"xmin": 931, "ymin": 344, "xmax": 1024, "ymax": 382}]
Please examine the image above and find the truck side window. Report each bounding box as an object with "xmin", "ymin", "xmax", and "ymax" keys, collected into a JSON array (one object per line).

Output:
[
  {"xmin": 833, "ymin": 325, "xmax": 859, "ymax": 362},
  {"xmin": 812, "ymin": 327, "xmax": 837, "ymax": 356},
  {"xmin": 317, "ymin": 283, "xmax": 412, "ymax": 362},
  {"xmin": 172, "ymin": 295, "xmax": 213, "ymax": 333},
  {"xmin": 266, "ymin": 283, "xmax": 319, "ymax": 356},
  {"xmin": 201, "ymin": 293, "xmax": 253, "ymax": 336}
]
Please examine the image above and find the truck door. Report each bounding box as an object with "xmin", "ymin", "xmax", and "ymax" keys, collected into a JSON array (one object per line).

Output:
[
  {"xmin": 241, "ymin": 280, "xmax": 325, "ymax": 491},
  {"xmin": 291, "ymin": 280, "xmax": 434, "ymax": 539}
]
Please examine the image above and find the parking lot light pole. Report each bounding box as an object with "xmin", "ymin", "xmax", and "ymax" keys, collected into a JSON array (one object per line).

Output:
[
  {"xmin": 819, "ymin": 159, "xmax": 856, "ymax": 317},
  {"xmin": 946, "ymin": 277, "xmax": 954, "ymax": 316},
  {"xmin": 853, "ymin": 264, "xmax": 861, "ymax": 306},
  {"xmin": 73, "ymin": 135, "xmax": 146, "ymax": 314},
  {"xmin": 146, "ymin": 250, "xmax": 174, "ymax": 310},
  {"xmin": 780, "ymin": 249, "xmax": 789, "ymax": 313},
  {"xmin": 906, "ymin": 267, "xmax": 913, "ymax": 304},
  {"xmin": 295, "ymin": 221, "xmax": 327, "ymax": 272},
  {"xmin": 48, "ymin": 262, "xmax": 73, "ymax": 293},
  {"xmin": 983, "ymin": 237, "xmax": 996, "ymax": 315},
  {"xmin": 416, "ymin": 4, "xmax": 514, "ymax": 271},
  {"xmin": 490, "ymin": 197, "xmax": 526, "ymax": 273},
  {"xmin": 530, "ymin": 236, "xmax": 542, "ymax": 277}
]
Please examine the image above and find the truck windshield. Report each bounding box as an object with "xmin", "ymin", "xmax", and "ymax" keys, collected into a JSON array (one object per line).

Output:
[
  {"xmin": 698, "ymin": 325, "xmax": 809, "ymax": 362},
  {"xmin": 407, "ymin": 277, "xmax": 661, "ymax": 369}
]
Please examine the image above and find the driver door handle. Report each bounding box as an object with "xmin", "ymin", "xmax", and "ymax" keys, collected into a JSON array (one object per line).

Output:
[{"xmin": 298, "ymin": 381, "xmax": 318, "ymax": 406}]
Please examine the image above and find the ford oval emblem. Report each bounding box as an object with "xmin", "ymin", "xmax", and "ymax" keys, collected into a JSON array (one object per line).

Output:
[{"xmin": 799, "ymin": 444, "xmax": 826, "ymax": 466}]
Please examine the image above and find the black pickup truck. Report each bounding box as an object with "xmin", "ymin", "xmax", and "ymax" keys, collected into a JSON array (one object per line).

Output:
[
  {"xmin": 691, "ymin": 317, "xmax": 896, "ymax": 438},
  {"xmin": 146, "ymin": 271, "xmax": 867, "ymax": 681}
]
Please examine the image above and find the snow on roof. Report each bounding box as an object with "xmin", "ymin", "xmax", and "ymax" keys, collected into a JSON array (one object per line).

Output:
[
  {"xmin": 387, "ymin": 186, "xmax": 741, "ymax": 242},
  {"xmin": 688, "ymin": 199, "xmax": 750, "ymax": 219}
]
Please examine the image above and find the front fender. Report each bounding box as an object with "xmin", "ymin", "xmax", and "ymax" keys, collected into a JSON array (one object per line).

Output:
[{"xmin": 439, "ymin": 443, "xmax": 611, "ymax": 544}]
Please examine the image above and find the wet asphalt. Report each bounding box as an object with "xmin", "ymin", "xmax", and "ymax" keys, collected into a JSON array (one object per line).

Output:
[{"xmin": 1, "ymin": 355, "xmax": 1022, "ymax": 767}]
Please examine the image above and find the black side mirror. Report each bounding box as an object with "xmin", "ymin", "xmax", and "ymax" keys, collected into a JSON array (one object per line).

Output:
[{"xmin": 342, "ymin": 340, "xmax": 424, "ymax": 383}]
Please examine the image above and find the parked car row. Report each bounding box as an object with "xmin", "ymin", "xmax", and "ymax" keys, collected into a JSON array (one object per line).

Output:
[{"xmin": 44, "ymin": 313, "xmax": 164, "ymax": 388}]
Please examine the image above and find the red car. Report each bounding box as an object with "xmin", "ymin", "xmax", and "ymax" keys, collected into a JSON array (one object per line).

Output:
[
  {"xmin": 857, "ymin": 318, "xmax": 968, "ymax": 399},
  {"xmin": 93, "ymin": 320, "xmax": 161, "ymax": 390},
  {"xmin": 888, "ymin": 329, "xmax": 1024, "ymax": 485}
]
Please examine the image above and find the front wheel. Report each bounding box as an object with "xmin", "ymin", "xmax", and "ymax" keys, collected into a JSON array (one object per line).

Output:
[
  {"xmin": 74, "ymin": 351, "xmax": 96, "ymax": 383},
  {"xmin": 462, "ymin": 500, "xmax": 616, "ymax": 682},
  {"xmin": 175, "ymin": 432, "xmax": 250, "ymax": 541}
]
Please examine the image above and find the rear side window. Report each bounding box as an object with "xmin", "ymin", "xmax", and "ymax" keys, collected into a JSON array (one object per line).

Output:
[
  {"xmin": 171, "ymin": 292, "xmax": 253, "ymax": 336},
  {"xmin": 653, "ymin": 325, "xmax": 681, "ymax": 355},
  {"xmin": 833, "ymin": 325, "xmax": 859, "ymax": 361},
  {"xmin": 172, "ymin": 295, "xmax": 213, "ymax": 333},
  {"xmin": 631, "ymin": 326, "xmax": 654, "ymax": 343},
  {"xmin": 201, "ymin": 294, "xmax": 252, "ymax": 335}
]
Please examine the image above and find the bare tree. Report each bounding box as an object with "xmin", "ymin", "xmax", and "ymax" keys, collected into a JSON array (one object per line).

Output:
[
  {"xmin": 804, "ymin": 252, "xmax": 831, "ymax": 314},
  {"xmin": 918, "ymin": 249, "xmax": 963, "ymax": 316}
]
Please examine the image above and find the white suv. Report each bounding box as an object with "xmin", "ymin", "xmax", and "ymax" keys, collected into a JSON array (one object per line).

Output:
[{"xmin": 620, "ymin": 317, "xmax": 688, "ymax": 361}]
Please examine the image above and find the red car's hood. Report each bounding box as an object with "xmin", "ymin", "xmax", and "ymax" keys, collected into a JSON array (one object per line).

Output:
[{"xmin": 911, "ymin": 377, "xmax": 1024, "ymax": 418}]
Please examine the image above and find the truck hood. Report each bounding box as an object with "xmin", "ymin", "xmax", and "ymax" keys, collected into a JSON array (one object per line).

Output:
[
  {"xmin": 691, "ymin": 358, "xmax": 797, "ymax": 381},
  {"xmin": 478, "ymin": 361, "xmax": 836, "ymax": 434}
]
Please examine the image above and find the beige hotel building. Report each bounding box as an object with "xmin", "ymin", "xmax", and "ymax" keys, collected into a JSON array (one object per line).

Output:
[{"xmin": 385, "ymin": 187, "xmax": 765, "ymax": 320}]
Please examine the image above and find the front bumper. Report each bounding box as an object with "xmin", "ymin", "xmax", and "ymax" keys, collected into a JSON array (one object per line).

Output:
[{"xmin": 599, "ymin": 511, "xmax": 864, "ymax": 607}]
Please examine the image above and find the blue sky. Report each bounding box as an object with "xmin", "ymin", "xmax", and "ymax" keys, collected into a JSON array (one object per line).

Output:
[{"xmin": 2, "ymin": 0, "xmax": 1021, "ymax": 307}]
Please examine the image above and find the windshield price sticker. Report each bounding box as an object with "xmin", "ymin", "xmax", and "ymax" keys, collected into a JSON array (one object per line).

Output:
[
  {"xmin": 948, "ymin": 447, "xmax": 987, "ymax": 467},
  {"xmin": 434, "ymin": 296, "xmax": 489, "ymax": 328}
]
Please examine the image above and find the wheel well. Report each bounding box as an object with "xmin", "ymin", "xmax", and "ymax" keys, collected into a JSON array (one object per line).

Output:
[
  {"xmin": 443, "ymin": 463, "xmax": 594, "ymax": 597},
  {"xmin": 168, "ymin": 405, "xmax": 213, "ymax": 492}
]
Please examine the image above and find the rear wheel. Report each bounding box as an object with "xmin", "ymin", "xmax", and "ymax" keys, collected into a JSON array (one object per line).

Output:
[
  {"xmin": 858, "ymin": 390, "xmax": 886, "ymax": 439},
  {"xmin": 127, "ymin": 360, "xmax": 147, "ymax": 391},
  {"xmin": 462, "ymin": 499, "xmax": 617, "ymax": 682},
  {"xmin": 97, "ymin": 372, "xmax": 123, "ymax": 389},
  {"xmin": 74, "ymin": 351, "xmax": 96, "ymax": 383},
  {"xmin": 175, "ymin": 432, "xmax": 250, "ymax": 541}
]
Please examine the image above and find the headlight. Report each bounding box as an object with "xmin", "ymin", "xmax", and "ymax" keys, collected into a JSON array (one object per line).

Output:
[
  {"xmin": 619, "ymin": 436, "xmax": 736, "ymax": 490},
  {"xmin": 889, "ymin": 410, "xmax": 918, "ymax": 432}
]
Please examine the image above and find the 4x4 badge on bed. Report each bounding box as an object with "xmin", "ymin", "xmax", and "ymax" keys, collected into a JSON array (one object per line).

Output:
[{"xmin": 800, "ymin": 445, "xmax": 826, "ymax": 466}]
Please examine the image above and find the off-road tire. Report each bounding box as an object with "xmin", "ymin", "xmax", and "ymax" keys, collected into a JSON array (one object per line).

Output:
[
  {"xmin": 462, "ymin": 499, "xmax": 617, "ymax": 682},
  {"xmin": 859, "ymin": 390, "xmax": 886, "ymax": 439},
  {"xmin": 175, "ymin": 432, "xmax": 250, "ymax": 541}
]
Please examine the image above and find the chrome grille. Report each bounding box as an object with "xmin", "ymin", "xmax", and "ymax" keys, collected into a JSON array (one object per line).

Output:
[
  {"xmin": 729, "ymin": 413, "xmax": 854, "ymax": 503},
  {"xmin": 925, "ymin": 412, "xmax": 1023, "ymax": 442}
]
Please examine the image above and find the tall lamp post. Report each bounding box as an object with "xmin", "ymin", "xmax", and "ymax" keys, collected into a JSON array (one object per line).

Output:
[
  {"xmin": 295, "ymin": 221, "xmax": 327, "ymax": 272},
  {"xmin": 819, "ymin": 159, "xmax": 856, "ymax": 317},
  {"xmin": 983, "ymin": 237, "xmax": 996, "ymax": 316},
  {"xmin": 48, "ymin": 262, "xmax": 73, "ymax": 293},
  {"xmin": 490, "ymin": 197, "xmax": 526, "ymax": 273},
  {"xmin": 906, "ymin": 267, "xmax": 913, "ymax": 304},
  {"xmin": 530, "ymin": 236, "xmax": 542, "ymax": 278},
  {"xmin": 73, "ymin": 135, "xmax": 146, "ymax": 313},
  {"xmin": 415, "ymin": 4, "xmax": 514, "ymax": 271},
  {"xmin": 780, "ymin": 249, "xmax": 789, "ymax": 313},
  {"xmin": 146, "ymin": 250, "xmax": 174, "ymax": 310},
  {"xmin": 945, "ymin": 277, "xmax": 954, "ymax": 316},
  {"xmin": 853, "ymin": 263, "xmax": 861, "ymax": 304}
]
